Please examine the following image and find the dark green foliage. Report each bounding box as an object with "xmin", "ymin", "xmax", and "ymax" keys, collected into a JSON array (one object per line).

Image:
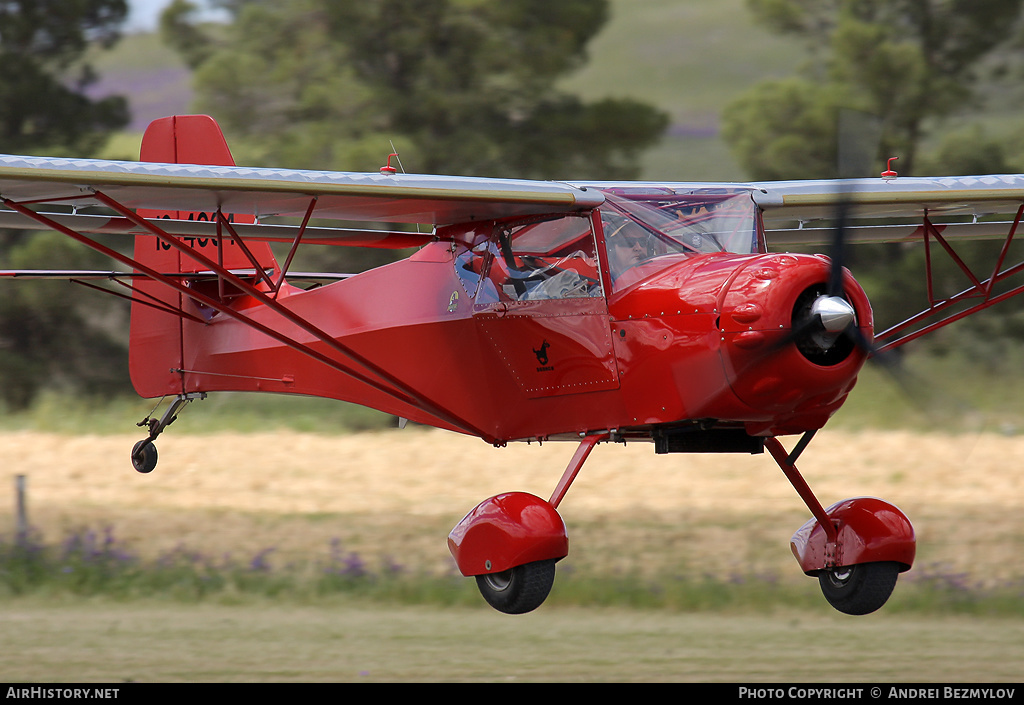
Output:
[
  {"xmin": 0, "ymin": 233, "xmax": 131, "ymax": 410},
  {"xmin": 722, "ymin": 78, "xmax": 849, "ymax": 181},
  {"xmin": 0, "ymin": 0, "xmax": 132, "ymax": 408},
  {"xmin": 162, "ymin": 0, "xmax": 668, "ymax": 178},
  {"xmin": 917, "ymin": 125, "xmax": 1016, "ymax": 176},
  {"xmin": 725, "ymin": 0, "xmax": 1024, "ymax": 178},
  {"xmin": 727, "ymin": 1, "xmax": 1024, "ymax": 362},
  {"xmin": 0, "ymin": 0, "xmax": 129, "ymax": 155}
]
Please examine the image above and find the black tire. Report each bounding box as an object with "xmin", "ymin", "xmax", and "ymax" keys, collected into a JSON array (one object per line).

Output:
[
  {"xmin": 475, "ymin": 559, "xmax": 556, "ymax": 614},
  {"xmin": 131, "ymin": 440, "xmax": 158, "ymax": 474},
  {"xmin": 818, "ymin": 561, "xmax": 900, "ymax": 615}
]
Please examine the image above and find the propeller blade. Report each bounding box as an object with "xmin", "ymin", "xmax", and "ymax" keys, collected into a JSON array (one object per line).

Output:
[
  {"xmin": 827, "ymin": 197, "xmax": 850, "ymax": 298},
  {"xmin": 828, "ymin": 109, "xmax": 883, "ymax": 299}
]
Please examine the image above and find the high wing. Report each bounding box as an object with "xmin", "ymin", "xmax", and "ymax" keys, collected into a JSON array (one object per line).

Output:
[
  {"xmin": 5, "ymin": 131, "xmax": 1024, "ymax": 618},
  {"xmin": 751, "ymin": 174, "xmax": 1024, "ymax": 246},
  {"xmin": 0, "ymin": 209, "xmax": 431, "ymax": 249},
  {"xmin": 0, "ymin": 153, "xmax": 605, "ymax": 243},
  {"xmin": 2, "ymin": 152, "xmax": 1021, "ymax": 246},
  {"xmin": 572, "ymin": 175, "xmax": 1024, "ymax": 353},
  {"xmin": 0, "ymin": 150, "xmax": 605, "ymax": 442}
]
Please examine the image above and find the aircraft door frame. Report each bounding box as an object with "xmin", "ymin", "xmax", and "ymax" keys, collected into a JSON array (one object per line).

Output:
[{"xmin": 465, "ymin": 212, "xmax": 621, "ymax": 399}]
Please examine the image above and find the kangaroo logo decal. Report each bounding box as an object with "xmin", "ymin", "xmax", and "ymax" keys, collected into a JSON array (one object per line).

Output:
[{"xmin": 533, "ymin": 340, "xmax": 553, "ymax": 371}]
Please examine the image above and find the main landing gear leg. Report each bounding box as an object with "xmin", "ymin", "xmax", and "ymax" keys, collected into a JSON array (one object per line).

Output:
[
  {"xmin": 765, "ymin": 435, "xmax": 916, "ymax": 615},
  {"xmin": 449, "ymin": 433, "xmax": 609, "ymax": 614},
  {"xmin": 131, "ymin": 393, "xmax": 206, "ymax": 473}
]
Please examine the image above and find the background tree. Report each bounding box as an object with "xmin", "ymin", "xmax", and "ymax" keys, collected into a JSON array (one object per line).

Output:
[
  {"xmin": 161, "ymin": 0, "xmax": 668, "ymax": 179},
  {"xmin": 0, "ymin": 233, "xmax": 129, "ymax": 410},
  {"xmin": 722, "ymin": 0, "xmax": 1024, "ymax": 179},
  {"xmin": 0, "ymin": 0, "xmax": 131, "ymax": 409},
  {"xmin": 0, "ymin": 0, "xmax": 130, "ymax": 155}
]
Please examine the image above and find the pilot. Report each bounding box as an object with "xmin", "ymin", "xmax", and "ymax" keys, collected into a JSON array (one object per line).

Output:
[{"xmin": 605, "ymin": 216, "xmax": 650, "ymax": 280}]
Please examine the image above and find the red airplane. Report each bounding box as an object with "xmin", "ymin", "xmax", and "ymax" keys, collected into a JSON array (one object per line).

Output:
[{"xmin": 2, "ymin": 115, "xmax": 1023, "ymax": 615}]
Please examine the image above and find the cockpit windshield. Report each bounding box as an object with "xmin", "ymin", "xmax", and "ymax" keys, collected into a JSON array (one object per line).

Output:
[
  {"xmin": 602, "ymin": 190, "xmax": 761, "ymax": 255},
  {"xmin": 453, "ymin": 190, "xmax": 763, "ymax": 302},
  {"xmin": 599, "ymin": 189, "xmax": 762, "ymax": 289}
]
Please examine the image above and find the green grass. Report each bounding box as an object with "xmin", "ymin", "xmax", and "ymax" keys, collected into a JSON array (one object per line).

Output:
[
  {"xmin": 562, "ymin": 0, "xmax": 1024, "ymax": 179},
  {"xmin": 0, "ymin": 597, "xmax": 1019, "ymax": 682},
  {"xmin": 0, "ymin": 391, "xmax": 395, "ymax": 435},
  {"xmin": 828, "ymin": 351, "xmax": 1024, "ymax": 434},
  {"xmin": 560, "ymin": 0, "xmax": 805, "ymax": 124},
  {"xmin": 2, "ymin": 523, "xmax": 1020, "ymax": 618},
  {"xmin": 557, "ymin": 0, "xmax": 804, "ymax": 181},
  {"xmin": 98, "ymin": 130, "xmax": 145, "ymax": 161},
  {"xmin": 1, "ymin": 346, "xmax": 1021, "ymax": 436}
]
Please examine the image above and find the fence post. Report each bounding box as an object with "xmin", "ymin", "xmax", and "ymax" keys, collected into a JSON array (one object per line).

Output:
[{"xmin": 15, "ymin": 474, "xmax": 27, "ymax": 544}]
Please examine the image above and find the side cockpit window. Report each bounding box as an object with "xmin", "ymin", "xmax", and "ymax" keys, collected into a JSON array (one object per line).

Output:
[
  {"xmin": 462, "ymin": 214, "xmax": 603, "ymax": 304},
  {"xmin": 455, "ymin": 238, "xmax": 489, "ymax": 300}
]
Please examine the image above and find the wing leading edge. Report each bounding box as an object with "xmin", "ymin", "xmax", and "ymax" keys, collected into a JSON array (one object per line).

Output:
[
  {"xmin": 751, "ymin": 174, "xmax": 1024, "ymax": 246},
  {"xmin": 0, "ymin": 154, "xmax": 606, "ymax": 227}
]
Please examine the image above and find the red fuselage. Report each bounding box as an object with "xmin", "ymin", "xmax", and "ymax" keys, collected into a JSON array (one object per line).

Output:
[{"xmin": 146, "ymin": 192, "xmax": 872, "ymax": 444}]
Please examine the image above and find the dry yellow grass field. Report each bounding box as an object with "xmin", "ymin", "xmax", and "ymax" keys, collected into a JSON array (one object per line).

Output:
[{"xmin": 2, "ymin": 427, "xmax": 1022, "ymax": 586}]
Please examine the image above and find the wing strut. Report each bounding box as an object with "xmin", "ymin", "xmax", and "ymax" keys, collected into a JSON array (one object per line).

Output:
[
  {"xmin": 71, "ymin": 275, "xmax": 210, "ymax": 324},
  {"xmin": 0, "ymin": 193, "xmax": 497, "ymax": 442},
  {"xmin": 273, "ymin": 196, "xmax": 317, "ymax": 298},
  {"xmin": 876, "ymin": 204, "xmax": 1024, "ymax": 352}
]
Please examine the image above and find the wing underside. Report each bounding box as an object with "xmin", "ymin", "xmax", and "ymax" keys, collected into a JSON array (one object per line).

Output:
[
  {"xmin": 0, "ymin": 154, "xmax": 605, "ymax": 228},
  {"xmin": 572, "ymin": 175, "xmax": 1024, "ymax": 352},
  {"xmin": 753, "ymin": 175, "xmax": 1024, "ymax": 246}
]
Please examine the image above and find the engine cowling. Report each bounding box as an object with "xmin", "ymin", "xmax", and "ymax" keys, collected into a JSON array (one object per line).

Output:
[{"xmin": 716, "ymin": 254, "xmax": 873, "ymax": 435}]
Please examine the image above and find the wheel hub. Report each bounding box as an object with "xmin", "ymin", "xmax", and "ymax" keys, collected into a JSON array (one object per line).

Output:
[
  {"xmin": 482, "ymin": 570, "xmax": 513, "ymax": 592},
  {"xmin": 825, "ymin": 566, "xmax": 853, "ymax": 586}
]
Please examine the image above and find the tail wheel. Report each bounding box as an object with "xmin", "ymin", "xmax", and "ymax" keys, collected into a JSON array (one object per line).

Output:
[
  {"xmin": 475, "ymin": 559, "xmax": 556, "ymax": 614},
  {"xmin": 818, "ymin": 561, "xmax": 900, "ymax": 615},
  {"xmin": 131, "ymin": 440, "xmax": 158, "ymax": 474}
]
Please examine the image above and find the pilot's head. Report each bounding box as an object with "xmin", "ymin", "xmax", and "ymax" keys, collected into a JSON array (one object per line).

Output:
[{"xmin": 606, "ymin": 217, "xmax": 649, "ymax": 273}]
